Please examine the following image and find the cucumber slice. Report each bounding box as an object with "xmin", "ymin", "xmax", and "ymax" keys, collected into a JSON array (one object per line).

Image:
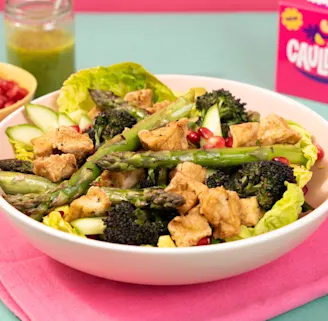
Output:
[
  {"xmin": 201, "ymin": 104, "xmax": 222, "ymax": 146},
  {"xmin": 58, "ymin": 113, "xmax": 76, "ymax": 127},
  {"xmin": 25, "ymin": 104, "xmax": 59, "ymax": 132},
  {"xmin": 69, "ymin": 110, "xmax": 87, "ymax": 124},
  {"xmin": 71, "ymin": 217, "xmax": 107, "ymax": 235},
  {"xmin": 79, "ymin": 114, "xmax": 92, "ymax": 131},
  {"xmin": 6, "ymin": 124, "xmax": 43, "ymax": 146}
]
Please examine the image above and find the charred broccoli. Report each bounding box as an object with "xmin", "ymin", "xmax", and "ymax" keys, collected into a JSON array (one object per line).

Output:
[
  {"xmin": 86, "ymin": 109, "xmax": 137, "ymax": 148},
  {"xmin": 196, "ymin": 89, "xmax": 250, "ymax": 137},
  {"xmin": 206, "ymin": 160, "xmax": 296, "ymax": 211},
  {"xmin": 103, "ymin": 201, "xmax": 171, "ymax": 245}
]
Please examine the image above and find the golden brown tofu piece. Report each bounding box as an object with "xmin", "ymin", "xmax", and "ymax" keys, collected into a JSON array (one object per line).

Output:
[
  {"xmin": 53, "ymin": 126, "xmax": 94, "ymax": 160},
  {"xmin": 240, "ymin": 197, "xmax": 263, "ymax": 227},
  {"xmin": 257, "ymin": 114, "xmax": 301, "ymax": 146},
  {"xmin": 65, "ymin": 186, "xmax": 111, "ymax": 222},
  {"xmin": 170, "ymin": 162, "xmax": 207, "ymax": 184},
  {"xmin": 124, "ymin": 89, "xmax": 153, "ymax": 110},
  {"xmin": 165, "ymin": 172, "xmax": 208, "ymax": 215},
  {"xmin": 31, "ymin": 134, "xmax": 54, "ymax": 158},
  {"xmin": 200, "ymin": 187, "xmax": 241, "ymax": 239},
  {"xmin": 146, "ymin": 100, "xmax": 171, "ymax": 114},
  {"xmin": 168, "ymin": 206, "xmax": 212, "ymax": 247},
  {"xmin": 138, "ymin": 118, "xmax": 189, "ymax": 151},
  {"xmin": 230, "ymin": 122, "xmax": 260, "ymax": 147},
  {"xmin": 33, "ymin": 154, "xmax": 77, "ymax": 183},
  {"xmin": 99, "ymin": 169, "xmax": 145, "ymax": 189}
]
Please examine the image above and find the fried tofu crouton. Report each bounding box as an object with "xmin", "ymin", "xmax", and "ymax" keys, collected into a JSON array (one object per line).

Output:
[
  {"xmin": 200, "ymin": 187, "xmax": 241, "ymax": 239},
  {"xmin": 257, "ymin": 114, "xmax": 301, "ymax": 146},
  {"xmin": 124, "ymin": 89, "xmax": 153, "ymax": 110},
  {"xmin": 229, "ymin": 122, "xmax": 260, "ymax": 147},
  {"xmin": 53, "ymin": 126, "xmax": 94, "ymax": 160},
  {"xmin": 99, "ymin": 169, "xmax": 145, "ymax": 189},
  {"xmin": 240, "ymin": 197, "xmax": 263, "ymax": 227},
  {"xmin": 33, "ymin": 154, "xmax": 77, "ymax": 183},
  {"xmin": 165, "ymin": 172, "xmax": 208, "ymax": 215},
  {"xmin": 138, "ymin": 118, "xmax": 189, "ymax": 151},
  {"xmin": 66, "ymin": 186, "xmax": 111, "ymax": 222},
  {"xmin": 170, "ymin": 162, "xmax": 207, "ymax": 184},
  {"xmin": 168, "ymin": 206, "xmax": 212, "ymax": 247},
  {"xmin": 31, "ymin": 131, "xmax": 56, "ymax": 157}
]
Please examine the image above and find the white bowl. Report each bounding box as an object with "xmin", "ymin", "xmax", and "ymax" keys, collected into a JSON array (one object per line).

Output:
[{"xmin": 0, "ymin": 75, "xmax": 327, "ymax": 286}]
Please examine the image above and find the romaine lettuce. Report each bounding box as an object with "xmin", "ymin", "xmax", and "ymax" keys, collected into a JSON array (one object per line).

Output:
[
  {"xmin": 287, "ymin": 120, "xmax": 318, "ymax": 169},
  {"xmin": 57, "ymin": 62, "xmax": 177, "ymax": 114}
]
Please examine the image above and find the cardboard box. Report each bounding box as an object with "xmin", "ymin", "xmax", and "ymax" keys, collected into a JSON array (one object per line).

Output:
[{"xmin": 276, "ymin": 0, "xmax": 328, "ymax": 104}]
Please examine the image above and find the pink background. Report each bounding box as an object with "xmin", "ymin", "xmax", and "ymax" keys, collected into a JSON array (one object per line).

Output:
[{"xmin": 0, "ymin": 0, "xmax": 278, "ymax": 12}]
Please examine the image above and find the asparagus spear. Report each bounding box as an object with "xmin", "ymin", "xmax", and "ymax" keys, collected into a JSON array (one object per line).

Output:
[
  {"xmin": 102, "ymin": 187, "xmax": 185, "ymax": 209},
  {"xmin": 4, "ymin": 91, "xmax": 195, "ymax": 220},
  {"xmin": 0, "ymin": 172, "xmax": 58, "ymax": 194},
  {"xmin": 0, "ymin": 159, "xmax": 34, "ymax": 174},
  {"xmin": 88, "ymin": 89, "xmax": 149, "ymax": 121},
  {"xmin": 96, "ymin": 145, "xmax": 307, "ymax": 171}
]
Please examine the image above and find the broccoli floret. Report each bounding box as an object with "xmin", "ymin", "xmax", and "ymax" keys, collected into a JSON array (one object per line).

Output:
[
  {"xmin": 103, "ymin": 201, "xmax": 167, "ymax": 246},
  {"xmin": 206, "ymin": 169, "xmax": 231, "ymax": 189},
  {"xmin": 196, "ymin": 89, "xmax": 250, "ymax": 137},
  {"xmin": 86, "ymin": 109, "xmax": 137, "ymax": 148},
  {"xmin": 206, "ymin": 160, "xmax": 296, "ymax": 211}
]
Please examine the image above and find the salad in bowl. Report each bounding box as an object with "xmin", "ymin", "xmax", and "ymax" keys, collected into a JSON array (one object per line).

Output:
[{"xmin": 0, "ymin": 62, "xmax": 325, "ymax": 249}]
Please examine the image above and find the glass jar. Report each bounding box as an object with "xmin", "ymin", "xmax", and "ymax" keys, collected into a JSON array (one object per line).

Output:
[{"xmin": 4, "ymin": 0, "xmax": 76, "ymax": 98}]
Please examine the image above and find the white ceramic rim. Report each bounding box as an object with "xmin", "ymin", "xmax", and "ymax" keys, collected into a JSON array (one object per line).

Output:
[{"xmin": 0, "ymin": 74, "xmax": 327, "ymax": 255}]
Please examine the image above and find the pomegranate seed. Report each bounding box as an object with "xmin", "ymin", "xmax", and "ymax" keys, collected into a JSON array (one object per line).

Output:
[
  {"xmin": 203, "ymin": 136, "xmax": 225, "ymax": 149},
  {"xmin": 4, "ymin": 101, "xmax": 14, "ymax": 108},
  {"xmin": 58, "ymin": 211, "xmax": 65, "ymax": 216},
  {"xmin": 70, "ymin": 125, "xmax": 80, "ymax": 133},
  {"xmin": 272, "ymin": 157, "xmax": 290, "ymax": 165},
  {"xmin": 225, "ymin": 137, "xmax": 233, "ymax": 147},
  {"xmin": 302, "ymin": 186, "xmax": 308, "ymax": 195},
  {"xmin": 187, "ymin": 131, "xmax": 201, "ymax": 144},
  {"xmin": 197, "ymin": 237, "xmax": 210, "ymax": 246},
  {"xmin": 315, "ymin": 143, "xmax": 325, "ymax": 161},
  {"xmin": 198, "ymin": 127, "xmax": 214, "ymax": 139},
  {"xmin": 15, "ymin": 87, "xmax": 28, "ymax": 100},
  {"xmin": 88, "ymin": 235, "xmax": 98, "ymax": 240}
]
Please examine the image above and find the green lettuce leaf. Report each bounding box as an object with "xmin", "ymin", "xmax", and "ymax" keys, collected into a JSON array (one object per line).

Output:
[
  {"xmin": 57, "ymin": 62, "xmax": 177, "ymax": 114},
  {"xmin": 254, "ymin": 183, "xmax": 304, "ymax": 235},
  {"xmin": 43, "ymin": 211, "xmax": 85, "ymax": 237},
  {"xmin": 287, "ymin": 120, "xmax": 318, "ymax": 169},
  {"xmin": 291, "ymin": 164, "xmax": 312, "ymax": 188}
]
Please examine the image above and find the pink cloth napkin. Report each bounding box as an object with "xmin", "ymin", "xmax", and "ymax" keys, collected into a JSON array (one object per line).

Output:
[{"xmin": 0, "ymin": 212, "xmax": 327, "ymax": 321}]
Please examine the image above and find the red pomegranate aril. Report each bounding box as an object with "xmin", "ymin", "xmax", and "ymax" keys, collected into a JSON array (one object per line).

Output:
[
  {"xmin": 302, "ymin": 186, "xmax": 308, "ymax": 195},
  {"xmin": 198, "ymin": 127, "xmax": 214, "ymax": 139},
  {"xmin": 197, "ymin": 237, "xmax": 210, "ymax": 246},
  {"xmin": 5, "ymin": 85, "xmax": 19, "ymax": 99},
  {"xmin": 187, "ymin": 131, "xmax": 201, "ymax": 144},
  {"xmin": 203, "ymin": 136, "xmax": 225, "ymax": 149},
  {"xmin": 315, "ymin": 143, "xmax": 325, "ymax": 161},
  {"xmin": 71, "ymin": 125, "xmax": 81, "ymax": 133},
  {"xmin": 58, "ymin": 211, "xmax": 65, "ymax": 216},
  {"xmin": 272, "ymin": 157, "xmax": 290, "ymax": 165},
  {"xmin": 15, "ymin": 87, "xmax": 28, "ymax": 100},
  {"xmin": 225, "ymin": 137, "xmax": 233, "ymax": 147},
  {"xmin": 4, "ymin": 101, "xmax": 14, "ymax": 108}
]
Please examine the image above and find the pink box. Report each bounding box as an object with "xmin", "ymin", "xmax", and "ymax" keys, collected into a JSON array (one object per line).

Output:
[{"xmin": 276, "ymin": 0, "xmax": 328, "ymax": 104}]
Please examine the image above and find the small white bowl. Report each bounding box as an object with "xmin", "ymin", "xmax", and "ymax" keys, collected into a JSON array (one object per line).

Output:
[
  {"xmin": 0, "ymin": 75, "xmax": 327, "ymax": 285},
  {"xmin": 0, "ymin": 62, "xmax": 37, "ymax": 121}
]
